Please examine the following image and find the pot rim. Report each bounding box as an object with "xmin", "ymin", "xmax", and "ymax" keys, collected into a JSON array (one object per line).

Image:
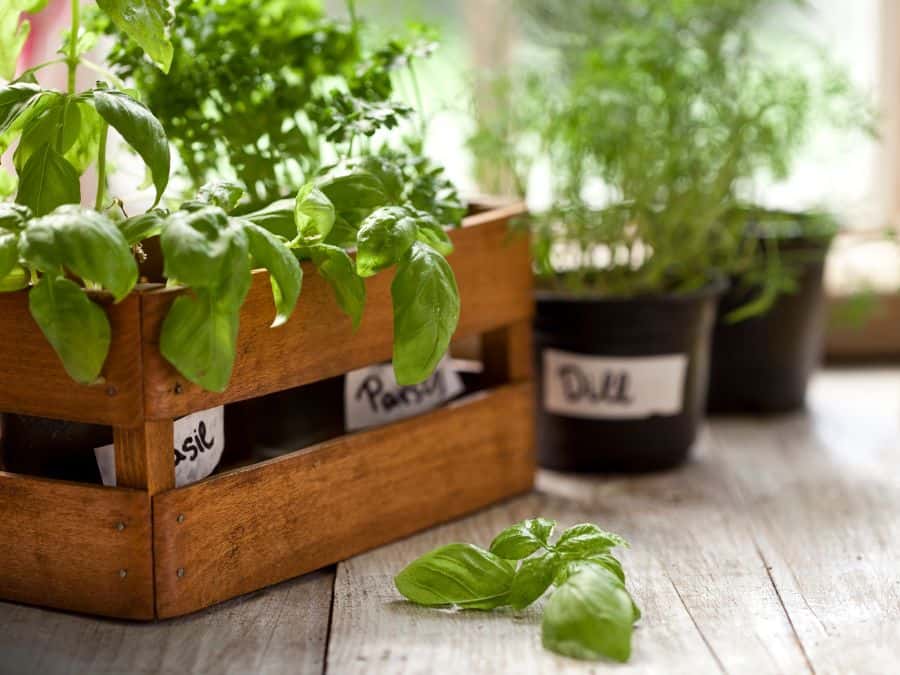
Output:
[{"xmin": 535, "ymin": 277, "xmax": 728, "ymax": 305}]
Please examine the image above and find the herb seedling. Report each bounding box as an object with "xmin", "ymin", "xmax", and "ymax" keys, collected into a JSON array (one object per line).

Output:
[{"xmin": 395, "ymin": 519, "xmax": 641, "ymax": 663}]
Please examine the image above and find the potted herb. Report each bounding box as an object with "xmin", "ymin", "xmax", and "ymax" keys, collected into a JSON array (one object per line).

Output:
[
  {"xmin": 469, "ymin": 0, "xmax": 827, "ymax": 472},
  {"xmin": 1, "ymin": 0, "xmax": 464, "ymax": 481},
  {"xmin": 708, "ymin": 207, "xmax": 839, "ymax": 412},
  {"xmin": 94, "ymin": 0, "xmax": 471, "ymax": 450}
]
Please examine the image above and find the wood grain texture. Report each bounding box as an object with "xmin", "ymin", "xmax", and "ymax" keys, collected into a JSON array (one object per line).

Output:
[
  {"xmin": 152, "ymin": 383, "xmax": 535, "ymax": 618},
  {"xmin": 0, "ymin": 569, "xmax": 334, "ymax": 675},
  {"xmin": 114, "ymin": 420, "xmax": 176, "ymax": 494},
  {"xmin": 0, "ymin": 473, "xmax": 154, "ymax": 620},
  {"xmin": 140, "ymin": 206, "xmax": 532, "ymax": 420},
  {"xmin": 0, "ymin": 292, "xmax": 144, "ymax": 426},
  {"xmin": 482, "ymin": 319, "xmax": 533, "ymax": 387}
]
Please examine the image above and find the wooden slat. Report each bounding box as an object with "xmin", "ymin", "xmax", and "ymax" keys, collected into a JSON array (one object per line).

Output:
[
  {"xmin": 0, "ymin": 473, "xmax": 154, "ymax": 620},
  {"xmin": 0, "ymin": 293, "xmax": 144, "ymax": 426},
  {"xmin": 482, "ymin": 319, "xmax": 533, "ymax": 386},
  {"xmin": 114, "ymin": 420, "xmax": 175, "ymax": 494},
  {"xmin": 140, "ymin": 206, "xmax": 533, "ymax": 420},
  {"xmin": 152, "ymin": 383, "xmax": 535, "ymax": 618}
]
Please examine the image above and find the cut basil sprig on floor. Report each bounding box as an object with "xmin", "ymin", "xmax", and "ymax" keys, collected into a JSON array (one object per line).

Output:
[{"xmin": 395, "ymin": 519, "xmax": 641, "ymax": 663}]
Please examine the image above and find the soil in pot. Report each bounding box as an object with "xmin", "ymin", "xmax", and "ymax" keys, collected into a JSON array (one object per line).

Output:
[
  {"xmin": 708, "ymin": 237, "xmax": 831, "ymax": 414},
  {"xmin": 534, "ymin": 284, "xmax": 723, "ymax": 473}
]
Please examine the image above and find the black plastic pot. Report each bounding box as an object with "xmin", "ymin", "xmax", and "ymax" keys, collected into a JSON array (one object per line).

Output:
[
  {"xmin": 708, "ymin": 240, "xmax": 830, "ymax": 414},
  {"xmin": 534, "ymin": 283, "xmax": 723, "ymax": 473}
]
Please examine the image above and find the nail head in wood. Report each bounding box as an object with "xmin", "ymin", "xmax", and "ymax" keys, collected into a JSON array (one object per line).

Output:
[
  {"xmin": 177, "ymin": 514, "xmax": 185, "ymax": 524},
  {"xmin": 115, "ymin": 522, "xmax": 126, "ymax": 531},
  {"xmin": 118, "ymin": 569, "xmax": 127, "ymax": 579},
  {"xmin": 177, "ymin": 568, "xmax": 185, "ymax": 578}
]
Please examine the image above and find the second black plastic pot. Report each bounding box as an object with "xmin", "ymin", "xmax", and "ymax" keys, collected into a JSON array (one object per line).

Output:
[
  {"xmin": 708, "ymin": 243, "xmax": 829, "ymax": 414},
  {"xmin": 535, "ymin": 283, "xmax": 723, "ymax": 473}
]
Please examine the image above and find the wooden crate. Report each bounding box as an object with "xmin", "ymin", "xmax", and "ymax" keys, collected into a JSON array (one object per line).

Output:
[{"xmin": 0, "ymin": 203, "xmax": 535, "ymax": 620}]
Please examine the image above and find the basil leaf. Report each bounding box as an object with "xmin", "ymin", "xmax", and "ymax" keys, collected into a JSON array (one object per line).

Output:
[
  {"xmin": 391, "ymin": 241, "xmax": 460, "ymax": 385},
  {"xmin": 542, "ymin": 564, "xmax": 636, "ymax": 663},
  {"xmin": 415, "ymin": 216, "xmax": 454, "ymax": 257},
  {"xmin": 0, "ymin": 265, "xmax": 28, "ymax": 292},
  {"xmin": 0, "ymin": 2, "xmax": 47, "ymax": 80},
  {"xmin": 356, "ymin": 206, "xmax": 417, "ymax": 278},
  {"xmin": 323, "ymin": 215, "xmax": 359, "ymax": 249},
  {"xmin": 160, "ymin": 206, "xmax": 250, "ymax": 298},
  {"xmin": 243, "ymin": 199, "xmax": 296, "ymax": 240},
  {"xmin": 90, "ymin": 88, "xmax": 170, "ymax": 205},
  {"xmin": 119, "ymin": 210, "xmax": 166, "ymax": 246},
  {"xmin": 318, "ymin": 170, "xmax": 387, "ymax": 212},
  {"xmin": 508, "ymin": 554, "xmax": 561, "ymax": 610},
  {"xmin": 306, "ymin": 243, "xmax": 366, "ymax": 329},
  {"xmin": 243, "ymin": 222, "xmax": 302, "ymax": 328},
  {"xmin": 16, "ymin": 143, "xmax": 81, "ymax": 216},
  {"xmin": 28, "ymin": 275, "xmax": 111, "ymax": 384},
  {"xmin": 555, "ymin": 524, "xmax": 630, "ymax": 557},
  {"xmin": 198, "ymin": 180, "xmax": 244, "ymax": 212},
  {"xmin": 96, "ymin": 0, "xmax": 173, "ymax": 73},
  {"xmin": 490, "ymin": 518, "xmax": 556, "ymax": 560},
  {"xmin": 394, "ymin": 543, "xmax": 515, "ymax": 610},
  {"xmin": 0, "ymin": 82, "xmax": 44, "ymax": 134},
  {"xmin": 20, "ymin": 205, "xmax": 137, "ymax": 301},
  {"xmin": 0, "ymin": 231, "xmax": 19, "ymax": 279},
  {"xmin": 294, "ymin": 183, "xmax": 335, "ymax": 246},
  {"xmin": 159, "ymin": 290, "xmax": 240, "ymax": 393},
  {"xmin": 13, "ymin": 97, "xmax": 81, "ymax": 172},
  {"xmin": 0, "ymin": 203, "xmax": 30, "ymax": 232}
]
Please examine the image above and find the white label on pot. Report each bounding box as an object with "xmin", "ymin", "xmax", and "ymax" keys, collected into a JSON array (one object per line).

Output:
[
  {"xmin": 345, "ymin": 357, "xmax": 465, "ymax": 432},
  {"xmin": 543, "ymin": 349, "xmax": 688, "ymax": 420},
  {"xmin": 94, "ymin": 406, "xmax": 226, "ymax": 488}
]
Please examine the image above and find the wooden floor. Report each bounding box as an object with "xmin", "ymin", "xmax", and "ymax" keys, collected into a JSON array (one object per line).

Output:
[{"xmin": 1, "ymin": 368, "xmax": 898, "ymax": 675}]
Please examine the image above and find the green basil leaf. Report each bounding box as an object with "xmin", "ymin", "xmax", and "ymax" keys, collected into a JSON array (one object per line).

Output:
[
  {"xmin": 508, "ymin": 553, "xmax": 561, "ymax": 610},
  {"xmin": 294, "ymin": 183, "xmax": 335, "ymax": 245},
  {"xmin": 542, "ymin": 564, "xmax": 636, "ymax": 663},
  {"xmin": 243, "ymin": 199, "xmax": 296, "ymax": 240},
  {"xmin": 160, "ymin": 206, "xmax": 250, "ymax": 299},
  {"xmin": 198, "ymin": 180, "xmax": 245, "ymax": 213},
  {"xmin": 555, "ymin": 524, "xmax": 629, "ymax": 557},
  {"xmin": 13, "ymin": 97, "xmax": 81, "ymax": 172},
  {"xmin": 490, "ymin": 518, "xmax": 556, "ymax": 560},
  {"xmin": 90, "ymin": 88, "xmax": 170, "ymax": 205},
  {"xmin": 96, "ymin": 0, "xmax": 173, "ymax": 73},
  {"xmin": 306, "ymin": 243, "xmax": 366, "ymax": 329},
  {"xmin": 414, "ymin": 214, "xmax": 454, "ymax": 257},
  {"xmin": 1, "ymin": 2, "xmax": 47, "ymax": 80},
  {"xmin": 391, "ymin": 241, "xmax": 460, "ymax": 385},
  {"xmin": 395, "ymin": 543, "xmax": 515, "ymax": 610},
  {"xmin": 0, "ymin": 203, "xmax": 30, "ymax": 231},
  {"xmin": 0, "ymin": 231, "xmax": 19, "ymax": 279},
  {"xmin": 16, "ymin": 143, "xmax": 81, "ymax": 216},
  {"xmin": 0, "ymin": 264, "xmax": 28, "ymax": 292},
  {"xmin": 0, "ymin": 89, "xmax": 58, "ymax": 159},
  {"xmin": 318, "ymin": 170, "xmax": 387, "ymax": 212},
  {"xmin": 243, "ymin": 222, "xmax": 302, "ymax": 328},
  {"xmin": 323, "ymin": 215, "xmax": 359, "ymax": 249},
  {"xmin": 356, "ymin": 155, "xmax": 404, "ymax": 202},
  {"xmin": 159, "ymin": 289, "xmax": 240, "ymax": 393},
  {"xmin": 555, "ymin": 554, "xmax": 626, "ymax": 587},
  {"xmin": 356, "ymin": 206, "xmax": 417, "ymax": 278},
  {"xmin": 28, "ymin": 275, "xmax": 111, "ymax": 384},
  {"xmin": 63, "ymin": 102, "xmax": 103, "ymax": 174},
  {"xmin": 0, "ymin": 82, "xmax": 44, "ymax": 134},
  {"xmin": 20, "ymin": 205, "xmax": 137, "ymax": 301},
  {"xmin": 118, "ymin": 209, "xmax": 166, "ymax": 246}
]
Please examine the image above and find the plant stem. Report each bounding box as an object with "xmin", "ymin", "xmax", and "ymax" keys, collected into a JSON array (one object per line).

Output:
[
  {"xmin": 95, "ymin": 122, "xmax": 109, "ymax": 210},
  {"xmin": 67, "ymin": 0, "xmax": 80, "ymax": 94},
  {"xmin": 408, "ymin": 62, "xmax": 427, "ymax": 142},
  {"xmin": 346, "ymin": 0, "xmax": 359, "ymax": 37}
]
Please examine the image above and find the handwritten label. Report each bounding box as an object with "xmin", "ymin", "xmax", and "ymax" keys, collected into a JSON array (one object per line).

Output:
[
  {"xmin": 94, "ymin": 406, "xmax": 225, "ymax": 488},
  {"xmin": 543, "ymin": 349, "xmax": 687, "ymax": 420},
  {"xmin": 345, "ymin": 358, "xmax": 465, "ymax": 432}
]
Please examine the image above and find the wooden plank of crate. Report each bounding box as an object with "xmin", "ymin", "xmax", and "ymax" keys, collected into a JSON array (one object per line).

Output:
[
  {"xmin": 152, "ymin": 382, "xmax": 535, "ymax": 618},
  {"xmin": 114, "ymin": 420, "xmax": 176, "ymax": 494},
  {"xmin": 0, "ymin": 473, "xmax": 154, "ymax": 620},
  {"xmin": 0, "ymin": 292, "xmax": 144, "ymax": 426},
  {"xmin": 139, "ymin": 207, "xmax": 533, "ymax": 420}
]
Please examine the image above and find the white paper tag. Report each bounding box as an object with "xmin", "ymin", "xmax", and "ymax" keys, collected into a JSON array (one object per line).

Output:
[
  {"xmin": 94, "ymin": 406, "xmax": 226, "ymax": 488},
  {"xmin": 345, "ymin": 357, "xmax": 465, "ymax": 432},
  {"xmin": 543, "ymin": 349, "xmax": 688, "ymax": 420}
]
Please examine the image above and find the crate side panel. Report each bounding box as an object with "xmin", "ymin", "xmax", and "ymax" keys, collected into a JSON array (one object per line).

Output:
[
  {"xmin": 141, "ymin": 209, "xmax": 533, "ymax": 419},
  {"xmin": 153, "ymin": 383, "xmax": 535, "ymax": 618},
  {"xmin": 0, "ymin": 292, "xmax": 144, "ymax": 426},
  {"xmin": 0, "ymin": 473, "xmax": 154, "ymax": 619}
]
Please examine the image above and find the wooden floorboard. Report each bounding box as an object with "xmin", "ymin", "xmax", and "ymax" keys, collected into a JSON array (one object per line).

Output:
[
  {"xmin": 0, "ymin": 570, "xmax": 334, "ymax": 675},
  {"xmin": 0, "ymin": 369, "xmax": 897, "ymax": 674}
]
